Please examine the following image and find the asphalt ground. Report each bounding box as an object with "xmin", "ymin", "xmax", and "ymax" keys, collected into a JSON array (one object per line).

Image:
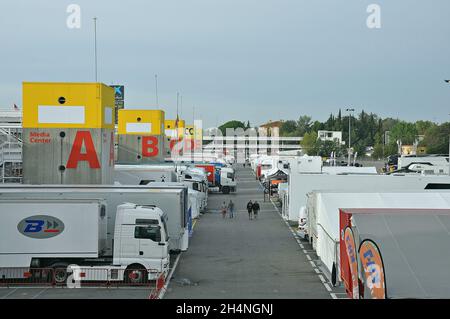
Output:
[
  {"xmin": 0, "ymin": 166, "xmax": 346, "ymax": 299},
  {"xmin": 0, "ymin": 286, "xmax": 152, "ymax": 299},
  {"xmin": 164, "ymin": 166, "xmax": 342, "ymax": 299}
]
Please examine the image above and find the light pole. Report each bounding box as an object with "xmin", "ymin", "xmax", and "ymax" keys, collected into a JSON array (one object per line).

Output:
[
  {"xmin": 446, "ymin": 81, "xmax": 450, "ymax": 176},
  {"xmin": 346, "ymin": 108, "xmax": 355, "ymax": 166},
  {"xmin": 93, "ymin": 17, "xmax": 98, "ymax": 82},
  {"xmin": 155, "ymin": 74, "xmax": 159, "ymax": 106}
]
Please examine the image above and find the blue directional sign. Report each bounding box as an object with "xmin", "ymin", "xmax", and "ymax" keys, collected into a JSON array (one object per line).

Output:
[{"xmin": 110, "ymin": 85, "xmax": 124, "ymax": 123}]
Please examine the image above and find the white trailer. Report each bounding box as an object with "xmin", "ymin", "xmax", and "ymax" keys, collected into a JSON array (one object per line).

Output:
[
  {"xmin": 0, "ymin": 200, "xmax": 169, "ymax": 283},
  {"xmin": 114, "ymin": 168, "xmax": 178, "ymax": 184},
  {"xmin": 115, "ymin": 164, "xmax": 208, "ymax": 212},
  {"xmin": 398, "ymin": 155, "xmax": 449, "ymax": 169},
  {"xmin": 286, "ymin": 173, "xmax": 450, "ymax": 223},
  {"xmin": 306, "ymin": 191, "xmax": 450, "ymax": 284},
  {"xmin": 0, "ymin": 185, "xmax": 189, "ymax": 254}
]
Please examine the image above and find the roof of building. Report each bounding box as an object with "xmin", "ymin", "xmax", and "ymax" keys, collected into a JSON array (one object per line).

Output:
[{"xmin": 259, "ymin": 120, "xmax": 283, "ymax": 128}]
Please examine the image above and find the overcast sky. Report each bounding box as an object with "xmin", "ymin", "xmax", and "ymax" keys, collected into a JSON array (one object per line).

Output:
[{"xmin": 1, "ymin": 0, "xmax": 450, "ymax": 127}]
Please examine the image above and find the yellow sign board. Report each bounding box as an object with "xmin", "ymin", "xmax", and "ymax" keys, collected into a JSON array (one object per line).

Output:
[
  {"xmin": 184, "ymin": 125, "xmax": 203, "ymax": 140},
  {"xmin": 165, "ymin": 119, "xmax": 185, "ymax": 139},
  {"xmin": 22, "ymin": 82, "xmax": 115, "ymax": 129},
  {"xmin": 118, "ymin": 109, "xmax": 165, "ymax": 135}
]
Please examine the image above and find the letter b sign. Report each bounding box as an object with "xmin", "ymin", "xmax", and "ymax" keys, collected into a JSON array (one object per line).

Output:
[{"xmin": 142, "ymin": 136, "xmax": 159, "ymax": 157}]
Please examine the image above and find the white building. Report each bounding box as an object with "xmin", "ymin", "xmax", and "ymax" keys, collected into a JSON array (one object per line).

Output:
[{"xmin": 317, "ymin": 130, "xmax": 343, "ymax": 144}]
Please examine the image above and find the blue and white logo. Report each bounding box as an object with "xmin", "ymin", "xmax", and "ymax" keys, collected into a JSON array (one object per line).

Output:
[{"xmin": 17, "ymin": 215, "xmax": 65, "ymax": 239}]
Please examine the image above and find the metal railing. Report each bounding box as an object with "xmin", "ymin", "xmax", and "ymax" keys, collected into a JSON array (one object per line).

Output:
[
  {"xmin": 0, "ymin": 139, "xmax": 23, "ymax": 183},
  {"xmin": 0, "ymin": 267, "xmax": 164, "ymax": 289},
  {"xmin": 0, "ymin": 141, "xmax": 22, "ymax": 162}
]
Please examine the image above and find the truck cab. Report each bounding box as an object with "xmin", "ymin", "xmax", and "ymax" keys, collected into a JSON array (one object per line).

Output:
[
  {"xmin": 180, "ymin": 168, "xmax": 208, "ymax": 212},
  {"xmin": 216, "ymin": 167, "xmax": 237, "ymax": 194},
  {"xmin": 113, "ymin": 203, "xmax": 170, "ymax": 279}
]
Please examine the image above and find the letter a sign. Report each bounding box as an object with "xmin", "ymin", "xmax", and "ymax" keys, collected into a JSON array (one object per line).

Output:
[{"xmin": 66, "ymin": 131, "xmax": 101, "ymax": 169}]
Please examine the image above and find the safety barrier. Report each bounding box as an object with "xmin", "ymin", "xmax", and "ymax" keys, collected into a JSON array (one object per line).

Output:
[
  {"xmin": 0, "ymin": 267, "xmax": 163, "ymax": 288},
  {"xmin": 148, "ymin": 272, "xmax": 166, "ymax": 299},
  {"xmin": 0, "ymin": 267, "xmax": 54, "ymax": 286}
]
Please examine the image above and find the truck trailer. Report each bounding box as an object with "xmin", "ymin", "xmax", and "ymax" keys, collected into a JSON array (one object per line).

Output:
[
  {"xmin": 115, "ymin": 164, "xmax": 208, "ymax": 213},
  {"xmin": 0, "ymin": 200, "xmax": 169, "ymax": 283},
  {"xmin": 305, "ymin": 191, "xmax": 450, "ymax": 284},
  {"xmin": 0, "ymin": 185, "xmax": 189, "ymax": 254}
]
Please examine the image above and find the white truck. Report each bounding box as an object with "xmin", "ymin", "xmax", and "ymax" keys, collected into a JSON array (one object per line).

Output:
[
  {"xmin": 0, "ymin": 185, "xmax": 189, "ymax": 254},
  {"xmin": 213, "ymin": 166, "xmax": 237, "ymax": 194},
  {"xmin": 0, "ymin": 200, "xmax": 169, "ymax": 284},
  {"xmin": 180, "ymin": 167, "xmax": 208, "ymax": 211},
  {"xmin": 397, "ymin": 154, "xmax": 449, "ymax": 170},
  {"xmin": 115, "ymin": 164, "xmax": 208, "ymax": 213}
]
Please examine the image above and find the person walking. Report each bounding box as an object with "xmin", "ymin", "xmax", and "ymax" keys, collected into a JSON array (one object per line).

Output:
[
  {"xmin": 221, "ymin": 201, "xmax": 227, "ymax": 219},
  {"xmin": 252, "ymin": 201, "xmax": 260, "ymax": 219},
  {"xmin": 247, "ymin": 200, "xmax": 253, "ymax": 220},
  {"xmin": 228, "ymin": 200, "xmax": 235, "ymax": 219}
]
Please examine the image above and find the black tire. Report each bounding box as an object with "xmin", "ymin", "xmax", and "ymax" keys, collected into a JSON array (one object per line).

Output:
[
  {"xmin": 125, "ymin": 265, "xmax": 148, "ymax": 285},
  {"xmin": 331, "ymin": 262, "xmax": 337, "ymax": 287},
  {"xmin": 222, "ymin": 186, "xmax": 230, "ymax": 194},
  {"xmin": 49, "ymin": 263, "xmax": 69, "ymax": 285}
]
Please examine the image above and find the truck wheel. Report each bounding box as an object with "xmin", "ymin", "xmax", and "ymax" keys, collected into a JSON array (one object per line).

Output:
[
  {"xmin": 222, "ymin": 186, "xmax": 230, "ymax": 194},
  {"xmin": 49, "ymin": 263, "xmax": 69, "ymax": 284},
  {"xmin": 125, "ymin": 265, "xmax": 148, "ymax": 285}
]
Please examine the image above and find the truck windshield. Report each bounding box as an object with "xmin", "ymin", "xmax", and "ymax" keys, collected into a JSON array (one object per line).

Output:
[{"xmin": 227, "ymin": 172, "xmax": 234, "ymax": 180}]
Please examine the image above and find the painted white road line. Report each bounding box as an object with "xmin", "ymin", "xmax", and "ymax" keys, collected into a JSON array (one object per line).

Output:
[
  {"xmin": 323, "ymin": 283, "xmax": 332, "ymax": 292},
  {"xmin": 0, "ymin": 288, "xmax": 18, "ymax": 299},
  {"xmin": 31, "ymin": 288, "xmax": 49, "ymax": 299},
  {"xmin": 268, "ymin": 196, "xmax": 336, "ymax": 299},
  {"xmin": 318, "ymin": 274, "xmax": 327, "ymax": 283}
]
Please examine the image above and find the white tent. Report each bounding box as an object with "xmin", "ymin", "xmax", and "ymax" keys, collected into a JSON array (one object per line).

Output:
[
  {"xmin": 307, "ymin": 191, "xmax": 450, "ymax": 281},
  {"xmin": 287, "ymin": 173, "xmax": 450, "ymax": 222}
]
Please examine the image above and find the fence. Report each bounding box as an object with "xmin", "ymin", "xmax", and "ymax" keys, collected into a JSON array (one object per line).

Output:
[{"xmin": 0, "ymin": 267, "xmax": 164, "ymax": 289}]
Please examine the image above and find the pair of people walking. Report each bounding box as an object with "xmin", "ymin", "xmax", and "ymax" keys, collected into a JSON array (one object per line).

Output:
[
  {"xmin": 221, "ymin": 200, "xmax": 235, "ymax": 219},
  {"xmin": 246, "ymin": 200, "xmax": 260, "ymax": 220}
]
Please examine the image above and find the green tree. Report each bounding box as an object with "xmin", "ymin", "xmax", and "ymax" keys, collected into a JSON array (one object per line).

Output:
[
  {"xmin": 421, "ymin": 123, "xmax": 450, "ymax": 154},
  {"xmin": 372, "ymin": 143, "xmax": 384, "ymax": 159},
  {"xmin": 310, "ymin": 120, "xmax": 324, "ymax": 133},
  {"xmin": 218, "ymin": 120, "xmax": 246, "ymax": 135},
  {"xmin": 296, "ymin": 115, "xmax": 312, "ymax": 136},
  {"xmin": 280, "ymin": 120, "xmax": 297, "ymax": 136},
  {"xmin": 415, "ymin": 120, "xmax": 435, "ymax": 135},
  {"xmin": 389, "ymin": 121, "xmax": 418, "ymax": 145},
  {"xmin": 316, "ymin": 140, "xmax": 342, "ymax": 157},
  {"xmin": 301, "ymin": 131, "xmax": 318, "ymax": 155}
]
